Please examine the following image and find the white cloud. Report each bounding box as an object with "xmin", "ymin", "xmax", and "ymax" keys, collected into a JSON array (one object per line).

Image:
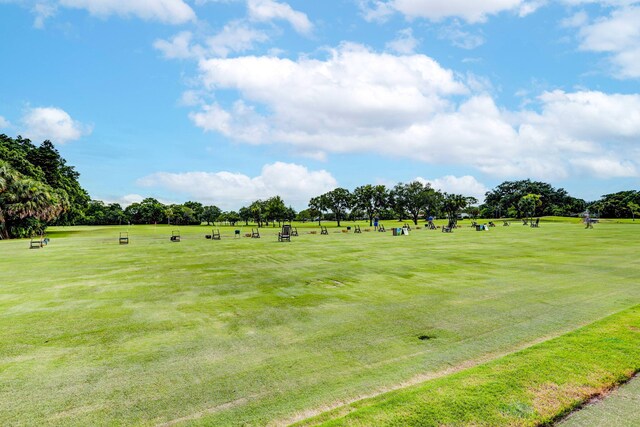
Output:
[
  {"xmin": 32, "ymin": 2, "xmax": 57, "ymax": 28},
  {"xmin": 22, "ymin": 107, "xmax": 92, "ymax": 144},
  {"xmin": 153, "ymin": 31, "xmax": 202, "ymax": 59},
  {"xmin": 137, "ymin": 162, "xmax": 337, "ymax": 209},
  {"xmin": 120, "ymin": 194, "xmax": 145, "ymax": 205},
  {"xmin": 416, "ymin": 175, "xmax": 489, "ymax": 201},
  {"xmin": 385, "ymin": 28, "xmax": 419, "ymax": 54},
  {"xmin": 58, "ymin": 0, "xmax": 196, "ymax": 24},
  {"xmin": 438, "ymin": 21, "xmax": 485, "ymax": 49},
  {"xmin": 561, "ymin": 10, "xmax": 589, "ymax": 28},
  {"xmin": 247, "ymin": 0, "xmax": 313, "ymax": 34},
  {"xmin": 570, "ymin": 157, "xmax": 637, "ymax": 178},
  {"xmin": 206, "ymin": 20, "xmax": 270, "ymax": 57},
  {"xmin": 0, "ymin": 116, "xmax": 10, "ymax": 129},
  {"xmin": 154, "ymin": 22, "xmax": 270, "ymax": 60},
  {"xmin": 575, "ymin": 6, "xmax": 640, "ymax": 78},
  {"xmin": 360, "ymin": 0, "xmax": 540, "ymax": 23},
  {"xmin": 185, "ymin": 44, "xmax": 640, "ymax": 180},
  {"xmin": 195, "ymin": 43, "xmax": 467, "ymax": 136}
]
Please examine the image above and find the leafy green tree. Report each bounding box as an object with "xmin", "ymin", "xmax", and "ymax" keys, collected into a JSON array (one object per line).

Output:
[
  {"xmin": 285, "ymin": 205, "xmax": 296, "ymax": 222},
  {"xmin": 27, "ymin": 140, "xmax": 89, "ymax": 225},
  {"xmin": 442, "ymin": 193, "xmax": 469, "ymax": 223},
  {"xmin": 295, "ymin": 208, "xmax": 313, "ymax": 222},
  {"xmin": 518, "ymin": 193, "xmax": 542, "ymax": 223},
  {"xmin": 627, "ymin": 202, "xmax": 640, "ymax": 221},
  {"xmin": 1, "ymin": 134, "xmax": 89, "ymax": 231},
  {"xmin": 183, "ymin": 201, "xmax": 204, "ymax": 224},
  {"xmin": 238, "ymin": 206, "xmax": 251, "ymax": 226},
  {"xmin": 138, "ymin": 198, "xmax": 166, "ymax": 224},
  {"xmin": 353, "ymin": 184, "xmax": 388, "ymax": 226},
  {"xmin": 320, "ymin": 188, "xmax": 352, "ymax": 227},
  {"xmin": 483, "ymin": 180, "xmax": 583, "ymax": 218},
  {"xmin": 308, "ymin": 196, "xmax": 326, "ymax": 226},
  {"xmin": 0, "ymin": 160, "xmax": 69, "ymax": 238},
  {"xmin": 224, "ymin": 210, "xmax": 240, "ymax": 226},
  {"xmin": 249, "ymin": 199, "xmax": 266, "ymax": 227},
  {"xmin": 389, "ymin": 181, "xmax": 438, "ymax": 225},
  {"xmin": 265, "ymin": 196, "xmax": 287, "ymax": 227},
  {"xmin": 589, "ymin": 191, "xmax": 640, "ymax": 218},
  {"xmin": 169, "ymin": 204, "xmax": 197, "ymax": 225},
  {"xmin": 203, "ymin": 205, "xmax": 222, "ymax": 225},
  {"xmin": 123, "ymin": 202, "xmax": 141, "ymax": 224}
]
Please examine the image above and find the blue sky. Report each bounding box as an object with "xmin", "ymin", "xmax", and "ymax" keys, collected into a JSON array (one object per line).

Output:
[{"xmin": 1, "ymin": 0, "xmax": 639, "ymax": 209}]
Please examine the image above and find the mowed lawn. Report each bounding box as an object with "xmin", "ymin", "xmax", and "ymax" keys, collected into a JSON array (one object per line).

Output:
[{"xmin": 1, "ymin": 220, "xmax": 639, "ymax": 426}]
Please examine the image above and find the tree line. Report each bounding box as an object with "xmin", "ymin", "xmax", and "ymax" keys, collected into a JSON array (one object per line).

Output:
[
  {"xmin": 1, "ymin": 134, "xmax": 89, "ymax": 239},
  {"xmin": 2, "ymin": 133, "xmax": 640, "ymax": 239}
]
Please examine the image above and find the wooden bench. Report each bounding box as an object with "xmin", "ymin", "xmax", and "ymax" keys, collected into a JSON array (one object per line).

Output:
[
  {"xmin": 119, "ymin": 232, "xmax": 129, "ymax": 244},
  {"xmin": 30, "ymin": 238, "xmax": 44, "ymax": 249},
  {"xmin": 170, "ymin": 230, "xmax": 181, "ymax": 242}
]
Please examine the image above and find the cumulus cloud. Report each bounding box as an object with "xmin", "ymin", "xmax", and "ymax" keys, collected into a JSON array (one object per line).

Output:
[
  {"xmin": 185, "ymin": 43, "xmax": 640, "ymax": 180},
  {"xmin": 154, "ymin": 23, "xmax": 271, "ymax": 60},
  {"xmin": 360, "ymin": 0, "xmax": 540, "ymax": 23},
  {"xmin": 207, "ymin": 20, "xmax": 270, "ymax": 57},
  {"xmin": 195, "ymin": 43, "xmax": 467, "ymax": 137},
  {"xmin": 575, "ymin": 6, "xmax": 640, "ymax": 78},
  {"xmin": 153, "ymin": 31, "xmax": 202, "ymax": 59},
  {"xmin": 247, "ymin": 0, "xmax": 313, "ymax": 34},
  {"xmin": 137, "ymin": 162, "xmax": 338, "ymax": 209},
  {"xmin": 416, "ymin": 175, "xmax": 489, "ymax": 201},
  {"xmin": 58, "ymin": 0, "xmax": 196, "ymax": 24},
  {"xmin": 385, "ymin": 28, "xmax": 419, "ymax": 54},
  {"xmin": 21, "ymin": 107, "xmax": 92, "ymax": 144}
]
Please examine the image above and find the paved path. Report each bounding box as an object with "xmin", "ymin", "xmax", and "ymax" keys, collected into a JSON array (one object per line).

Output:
[{"xmin": 559, "ymin": 375, "xmax": 640, "ymax": 426}]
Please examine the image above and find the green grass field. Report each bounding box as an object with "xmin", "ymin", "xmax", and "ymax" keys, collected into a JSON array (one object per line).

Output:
[{"xmin": 1, "ymin": 219, "xmax": 639, "ymax": 426}]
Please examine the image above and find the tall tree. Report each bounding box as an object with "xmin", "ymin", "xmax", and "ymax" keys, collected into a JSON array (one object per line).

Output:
[
  {"xmin": 308, "ymin": 196, "xmax": 326, "ymax": 226},
  {"xmin": 390, "ymin": 181, "xmax": 436, "ymax": 225},
  {"xmin": 249, "ymin": 199, "xmax": 266, "ymax": 227},
  {"xmin": 203, "ymin": 205, "xmax": 222, "ymax": 226},
  {"xmin": 353, "ymin": 184, "xmax": 388, "ymax": 226},
  {"xmin": 183, "ymin": 201, "xmax": 204, "ymax": 224},
  {"xmin": 442, "ymin": 193, "xmax": 469, "ymax": 223},
  {"xmin": 483, "ymin": 180, "xmax": 583, "ymax": 218},
  {"xmin": 238, "ymin": 206, "xmax": 251, "ymax": 226},
  {"xmin": 265, "ymin": 196, "xmax": 287, "ymax": 227},
  {"xmin": 518, "ymin": 193, "xmax": 541, "ymax": 223},
  {"xmin": 138, "ymin": 198, "xmax": 166, "ymax": 224},
  {"xmin": 321, "ymin": 188, "xmax": 352, "ymax": 227}
]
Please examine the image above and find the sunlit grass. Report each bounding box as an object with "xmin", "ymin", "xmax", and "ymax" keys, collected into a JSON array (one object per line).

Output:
[{"xmin": 1, "ymin": 219, "xmax": 639, "ymax": 425}]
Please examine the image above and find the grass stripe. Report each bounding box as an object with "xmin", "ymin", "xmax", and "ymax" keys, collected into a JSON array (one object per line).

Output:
[{"xmin": 296, "ymin": 305, "xmax": 640, "ymax": 426}]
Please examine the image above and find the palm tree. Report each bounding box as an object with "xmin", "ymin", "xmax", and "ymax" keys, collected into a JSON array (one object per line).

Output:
[{"xmin": 0, "ymin": 161, "xmax": 69, "ymax": 239}]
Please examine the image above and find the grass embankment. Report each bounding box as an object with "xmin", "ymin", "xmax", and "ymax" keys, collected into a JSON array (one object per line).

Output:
[
  {"xmin": 297, "ymin": 305, "xmax": 640, "ymax": 426},
  {"xmin": 0, "ymin": 220, "xmax": 639, "ymax": 425}
]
